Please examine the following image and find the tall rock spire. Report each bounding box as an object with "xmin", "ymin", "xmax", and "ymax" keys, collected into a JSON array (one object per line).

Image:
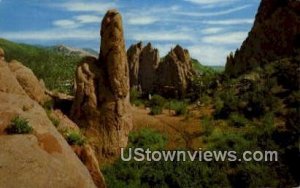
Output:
[{"xmin": 71, "ymin": 9, "xmax": 132, "ymax": 160}]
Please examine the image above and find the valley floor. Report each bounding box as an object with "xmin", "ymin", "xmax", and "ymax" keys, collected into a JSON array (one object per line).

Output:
[{"xmin": 132, "ymin": 105, "xmax": 213, "ymax": 150}]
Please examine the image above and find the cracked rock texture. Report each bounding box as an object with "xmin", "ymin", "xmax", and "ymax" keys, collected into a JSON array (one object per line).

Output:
[{"xmin": 71, "ymin": 9, "xmax": 132, "ymax": 160}]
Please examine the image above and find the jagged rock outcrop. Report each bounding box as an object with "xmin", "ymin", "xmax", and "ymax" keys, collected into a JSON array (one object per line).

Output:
[
  {"xmin": 127, "ymin": 42, "xmax": 143, "ymax": 88},
  {"xmin": 225, "ymin": 0, "xmax": 300, "ymax": 76},
  {"xmin": 0, "ymin": 57, "xmax": 98, "ymax": 187},
  {"xmin": 8, "ymin": 60, "xmax": 49, "ymax": 104},
  {"xmin": 156, "ymin": 45, "xmax": 194, "ymax": 97},
  {"xmin": 139, "ymin": 43, "xmax": 160, "ymax": 94},
  {"xmin": 71, "ymin": 9, "xmax": 132, "ymax": 159},
  {"xmin": 126, "ymin": 43, "xmax": 194, "ymax": 97}
]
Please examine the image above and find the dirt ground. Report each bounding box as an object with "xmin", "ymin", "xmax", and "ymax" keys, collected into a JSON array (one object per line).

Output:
[{"xmin": 132, "ymin": 105, "xmax": 214, "ymax": 150}]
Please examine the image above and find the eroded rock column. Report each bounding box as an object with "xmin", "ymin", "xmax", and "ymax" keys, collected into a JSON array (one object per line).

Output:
[{"xmin": 71, "ymin": 9, "xmax": 132, "ymax": 160}]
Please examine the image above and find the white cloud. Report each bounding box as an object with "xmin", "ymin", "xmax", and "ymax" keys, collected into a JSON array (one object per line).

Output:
[
  {"xmin": 74, "ymin": 15, "xmax": 102, "ymax": 23},
  {"xmin": 128, "ymin": 31, "xmax": 194, "ymax": 41},
  {"xmin": 1, "ymin": 29, "xmax": 98, "ymax": 41},
  {"xmin": 177, "ymin": 5, "xmax": 251, "ymax": 17},
  {"xmin": 184, "ymin": 0, "xmax": 237, "ymax": 5},
  {"xmin": 155, "ymin": 44, "xmax": 176, "ymax": 56},
  {"xmin": 202, "ymin": 31, "xmax": 248, "ymax": 45},
  {"xmin": 127, "ymin": 16, "xmax": 158, "ymax": 25},
  {"xmin": 52, "ymin": 14, "xmax": 103, "ymax": 29},
  {"xmin": 188, "ymin": 45, "xmax": 230, "ymax": 65},
  {"xmin": 59, "ymin": 2, "xmax": 116, "ymax": 12},
  {"xmin": 203, "ymin": 18, "xmax": 254, "ymax": 25},
  {"xmin": 201, "ymin": 27, "xmax": 224, "ymax": 34},
  {"xmin": 53, "ymin": 19, "xmax": 80, "ymax": 28}
]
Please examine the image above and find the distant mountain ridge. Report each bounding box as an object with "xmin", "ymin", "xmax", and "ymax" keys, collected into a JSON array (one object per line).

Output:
[
  {"xmin": 48, "ymin": 45, "xmax": 98, "ymax": 57},
  {"xmin": 0, "ymin": 38, "xmax": 83, "ymax": 93}
]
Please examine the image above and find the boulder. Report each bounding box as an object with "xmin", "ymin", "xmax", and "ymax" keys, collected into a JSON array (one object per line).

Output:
[
  {"xmin": 225, "ymin": 0, "xmax": 300, "ymax": 76},
  {"xmin": 8, "ymin": 60, "xmax": 49, "ymax": 104},
  {"xmin": 0, "ymin": 60, "xmax": 98, "ymax": 188},
  {"xmin": 0, "ymin": 60, "xmax": 26, "ymax": 96},
  {"xmin": 71, "ymin": 9, "xmax": 132, "ymax": 160}
]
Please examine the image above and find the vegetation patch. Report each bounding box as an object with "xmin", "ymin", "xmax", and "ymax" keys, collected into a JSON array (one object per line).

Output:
[
  {"xmin": 64, "ymin": 130, "xmax": 86, "ymax": 146},
  {"xmin": 0, "ymin": 38, "xmax": 82, "ymax": 94},
  {"xmin": 148, "ymin": 95, "xmax": 166, "ymax": 115},
  {"xmin": 167, "ymin": 100, "xmax": 188, "ymax": 116},
  {"xmin": 6, "ymin": 116, "xmax": 33, "ymax": 134}
]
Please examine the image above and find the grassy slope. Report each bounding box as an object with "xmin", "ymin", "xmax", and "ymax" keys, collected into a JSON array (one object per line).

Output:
[
  {"xmin": 0, "ymin": 38, "xmax": 82, "ymax": 94},
  {"xmin": 191, "ymin": 58, "xmax": 222, "ymax": 75}
]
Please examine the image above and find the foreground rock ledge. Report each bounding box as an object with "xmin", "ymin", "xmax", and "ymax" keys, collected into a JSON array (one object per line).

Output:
[
  {"xmin": 0, "ymin": 57, "xmax": 98, "ymax": 187},
  {"xmin": 71, "ymin": 9, "xmax": 133, "ymax": 160}
]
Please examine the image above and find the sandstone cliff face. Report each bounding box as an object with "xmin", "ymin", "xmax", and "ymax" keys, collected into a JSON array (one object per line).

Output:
[
  {"xmin": 156, "ymin": 45, "xmax": 194, "ymax": 97},
  {"xmin": 127, "ymin": 42, "xmax": 143, "ymax": 88},
  {"xmin": 0, "ymin": 52, "xmax": 98, "ymax": 187},
  {"xmin": 139, "ymin": 43, "xmax": 160, "ymax": 94},
  {"xmin": 71, "ymin": 10, "xmax": 132, "ymax": 159},
  {"xmin": 225, "ymin": 0, "xmax": 300, "ymax": 76},
  {"xmin": 127, "ymin": 42, "xmax": 161, "ymax": 94},
  {"xmin": 126, "ymin": 43, "xmax": 194, "ymax": 97}
]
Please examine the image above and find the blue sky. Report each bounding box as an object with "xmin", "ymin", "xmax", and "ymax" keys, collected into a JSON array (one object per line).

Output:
[{"xmin": 0, "ymin": 0, "xmax": 260, "ymax": 65}]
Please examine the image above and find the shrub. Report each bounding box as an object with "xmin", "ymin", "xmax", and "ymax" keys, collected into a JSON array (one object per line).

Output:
[
  {"xmin": 207, "ymin": 131, "xmax": 251, "ymax": 152},
  {"xmin": 149, "ymin": 95, "xmax": 166, "ymax": 108},
  {"xmin": 65, "ymin": 130, "xmax": 86, "ymax": 146},
  {"xmin": 130, "ymin": 88, "xmax": 143, "ymax": 106},
  {"xmin": 168, "ymin": 100, "xmax": 188, "ymax": 116},
  {"xmin": 228, "ymin": 113, "xmax": 249, "ymax": 128},
  {"xmin": 50, "ymin": 117, "xmax": 60, "ymax": 127},
  {"xmin": 129, "ymin": 128, "xmax": 167, "ymax": 150},
  {"xmin": 200, "ymin": 95, "xmax": 212, "ymax": 106},
  {"xmin": 214, "ymin": 89, "xmax": 238, "ymax": 119},
  {"xmin": 6, "ymin": 116, "xmax": 33, "ymax": 134},
  {"xmin": 43, "ymin": 99, "xmax": 54, "ymax": 111},
  {"xmin": 201, "ymin": 116, "xmax": 215, "ymax": 136},
  {"xmin": 150, "ymin": 106, "xmax": 163, "ymax": 115},
  {"xmin": 149, "ymin": 95, "xmax": 166, "ymax": 115}
]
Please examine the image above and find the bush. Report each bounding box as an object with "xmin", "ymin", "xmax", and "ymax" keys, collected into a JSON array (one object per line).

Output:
[
  {"xmin": 129, "ymin": 128, "xmax": 166, "ymax": 150},
  {"xmin": 149, "ymin": 95, "xmax": 166, "ymax": 108},
  {"xmin": 65, "ymin": 130, "xmax": 86, "ymax": 146},
  {"xmin": 150, "ymin": 106, "xmax": 163, "ymax": 115},
  {"xmin": 214, "ymin": 89, "xmax": 238, "ymax": 119},
  {"xmin": 149, "ymin": 95, "xmax": 166, "ymax": 115},
  {"xmin": 43, "ymin": 99, "xmax": 54, "ymax": 111},
  {"xmin": 168, "ymin": 100, "xmax": 188, "ymax": 116},
  {"xmin": 228, "ymin": 113, "xmax": 249, "ymax": 128},
  {"xmin": 6, "ymin": 116, "xmax": 33, "ymax": 134},
  {"xmin": 50, "ymin": 117, "xmax": 60, "ymax": 127},
  {"xmin": 200, "ymin": 95, "xmax": 212, "ymax": 106},
  {"xmin": 130, "ymin": 88, "xmax": 143, "ymax": 106}
]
